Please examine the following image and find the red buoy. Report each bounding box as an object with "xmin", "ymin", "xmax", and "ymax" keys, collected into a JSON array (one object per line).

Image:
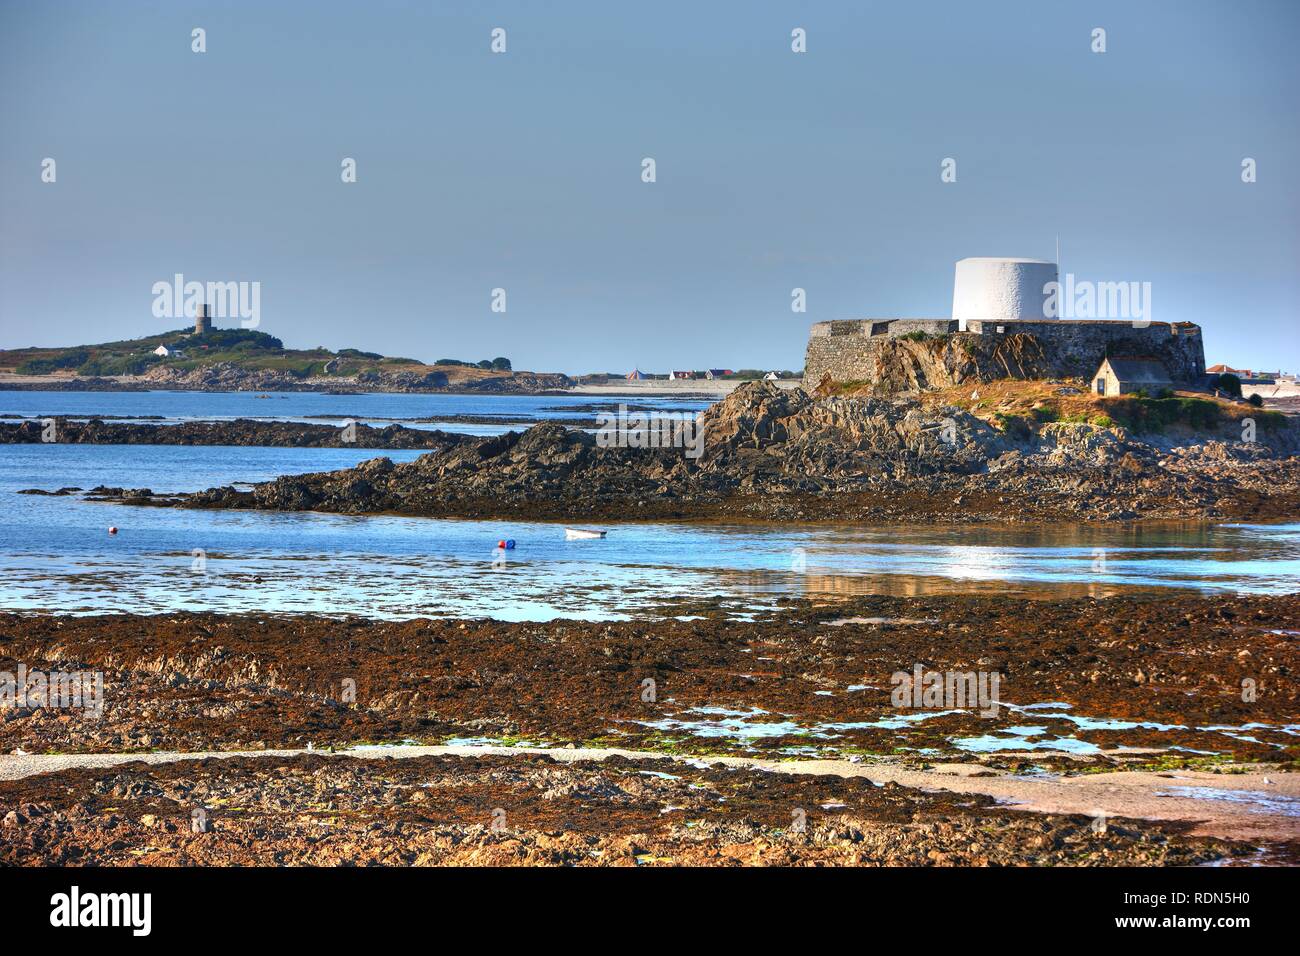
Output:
[
  {"xmin": 497, "ymin": 540, "xmax": 506, "ymax": 549},
  {"xmin": 108, "ymin": 526, "xmax": 118, "ymax": 535}
]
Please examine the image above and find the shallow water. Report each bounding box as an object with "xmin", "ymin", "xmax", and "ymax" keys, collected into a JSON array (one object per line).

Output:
[
  {"xmin": 952, "ymin": 733, "xmax": 1105, "ymax": 756},
  {"xmin": 1157, "ymin": 786, "xmax": 1300, "ymax": 817},
  {"xmin": 2, "ymin": 392, "xmax": 1299, "ymax": 620},
  {"xmin": 632, "ymin": 701, "xmax": 1299, "ymax": 757},
  {"xmin": 638, "ymin": 706, "xmax": 965, "ymax": 741},
  {"xmin": 0, "ymin": 389, "xmax": 710, "ymax": 436}
]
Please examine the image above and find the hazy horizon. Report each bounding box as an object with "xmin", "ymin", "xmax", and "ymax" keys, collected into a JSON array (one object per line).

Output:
[{"xmin": 2, "ymin": 0, "xmax": 1296, "ymax": 374}]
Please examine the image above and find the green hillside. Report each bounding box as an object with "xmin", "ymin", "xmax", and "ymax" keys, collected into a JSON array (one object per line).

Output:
[{"xmin": 0, "ymin": 328, "xmax": 512, "ymax": 381}]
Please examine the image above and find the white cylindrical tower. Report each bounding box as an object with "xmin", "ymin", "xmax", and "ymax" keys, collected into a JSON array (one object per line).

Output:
[{"xmin": 951, "ymin": 257, "xmax": 1058, "ymax": 331}]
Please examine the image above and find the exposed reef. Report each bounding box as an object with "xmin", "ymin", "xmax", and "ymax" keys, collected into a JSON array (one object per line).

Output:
[{"xmin": 79, "ymin": 381, "xmax": 1300, "ymax": 524}]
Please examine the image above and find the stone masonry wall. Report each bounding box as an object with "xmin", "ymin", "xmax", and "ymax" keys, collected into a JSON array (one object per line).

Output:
[{"xmin": 803, "ymin": 319, "xmax": 1205, "ymax": 391}]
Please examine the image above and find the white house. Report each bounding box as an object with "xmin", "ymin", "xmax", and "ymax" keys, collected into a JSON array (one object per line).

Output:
[
  {"xmin": 1091, "ymin": 356, "xmax": 1172, "ymax": 397},
  {"xmin": 153, "ymin": 345, "xmax": 172, "ymax": 357}
]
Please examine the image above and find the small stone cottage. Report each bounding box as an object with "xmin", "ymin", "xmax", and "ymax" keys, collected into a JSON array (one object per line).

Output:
[{"xmin": 1091, "ymin": 356, "xmax": 1173, "ymax": 397}]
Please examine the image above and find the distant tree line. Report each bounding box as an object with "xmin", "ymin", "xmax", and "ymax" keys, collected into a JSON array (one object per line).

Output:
[
  {"xmin": 434, "ymin": 357, "xmax": 512, "ymax": 371},
  {"xmin": 189, "ymin": 329, "xmax": 284, "ymax": 350}
]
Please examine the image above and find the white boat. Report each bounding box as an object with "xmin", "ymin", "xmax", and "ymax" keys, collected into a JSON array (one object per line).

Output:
[{"xmin": 564, "ymin": 527, "xmax": 607, "ymax": 540}]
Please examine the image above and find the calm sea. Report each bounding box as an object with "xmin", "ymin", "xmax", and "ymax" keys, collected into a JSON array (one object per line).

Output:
[{"xmin": 2, "ymin": 391, "xmax": 1298, "ymax": 620}]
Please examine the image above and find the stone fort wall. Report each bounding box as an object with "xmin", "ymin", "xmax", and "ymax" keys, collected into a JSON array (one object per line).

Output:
[{"xmin": 803, "ymin": 318, "xmax": 1205, "ymax": 390}]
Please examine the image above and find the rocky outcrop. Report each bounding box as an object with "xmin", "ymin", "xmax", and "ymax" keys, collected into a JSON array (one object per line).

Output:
[
  {"xmin": 456, "ymin": 372, "xmax": 572, "ymax": 392},
  {"xmin": 0, "ymin": 376, "xmax": 148, "ymax": 392},
  {"xmin": 139, "ymin": 363, "xmax": 571, "ymax": 393},
  {"xmin": 804, "ymin": 320, "xmax": 1206, "ymax": 393},
  {"xmin": 141, "ymin": 363, "xmax": 303, "ymax": 391},
  {"xmin": 87, "ymin": 382, "xmax": 1300, "ymax": 524},
  {"xmin": 845, "ymin": 334, "xmax": 1053, "ymax": 394},
  {"xmin": 0, "ymin": 418, "xmax": 470, "ymax": 449},
  {"xmin": 805, "ymin": 331, "xmax": 1060, "ymax": 393}
]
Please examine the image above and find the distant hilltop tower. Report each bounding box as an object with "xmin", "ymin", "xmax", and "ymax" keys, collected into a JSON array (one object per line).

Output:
[
  {"xmin": 951, "ymin": 257, "xmax": 1058, "ymax": 332},
  {"xmin": 194, "ymin": 304, "xmax": 212, "ymax": 335}
]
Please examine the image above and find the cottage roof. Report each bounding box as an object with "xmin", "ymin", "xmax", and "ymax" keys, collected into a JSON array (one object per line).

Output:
[{"xmin": 1101, "ymin": 356, "xmax": 1172, "ymax": 384}]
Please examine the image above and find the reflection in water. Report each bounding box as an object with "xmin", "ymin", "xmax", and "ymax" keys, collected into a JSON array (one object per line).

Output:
[
  {"xmin": 1156, "ymin": 787, "xmax": 1300, "ymax": 817},
  {"xmin": 1, "ymin": 443, "xmax": 1298, "ymax": 621},
  {"xmin": 0, "ymin": 389, "xmax": 710, "ymax": 433},
  {"xmin": 1, "ymin": 514, "xmax": 1298, "ymax": 620}
]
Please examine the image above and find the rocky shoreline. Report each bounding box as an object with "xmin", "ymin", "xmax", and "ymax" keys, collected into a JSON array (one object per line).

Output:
[
  {"xmin": 1, "ymin": 592, "xmax": 1296, "ymax": 865},
  {"xmin": 2, "ymin": 593, "xmax": 1295, "ymax": 762},
  {"xmin": 0, "ymin": 410, "xmax": 644, "ymax": 446},
  {"xmin": 75, "ymin": 381, "xmax": 1300, "ymax": 524},
  {"xmin": 0, "ymin": 751, "xmax": 1254, "ymax": 866},
  {"xmin": 0, "ymin": 365, "xmax": 572, "ymax": 394},
  {"xmin": 2, "ymin": 418, "xmax": 475, "ymax": 449}
]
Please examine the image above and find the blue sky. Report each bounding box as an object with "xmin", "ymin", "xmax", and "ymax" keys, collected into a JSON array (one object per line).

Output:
[{"xmin": 1, "ymin": 0, "xmax": 1296, "ymax": 374}]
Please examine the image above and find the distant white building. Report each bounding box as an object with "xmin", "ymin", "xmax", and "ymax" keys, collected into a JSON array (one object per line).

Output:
[{"xmin": 153, "ymin": 345, "xmax": 172, "ymax": 356}]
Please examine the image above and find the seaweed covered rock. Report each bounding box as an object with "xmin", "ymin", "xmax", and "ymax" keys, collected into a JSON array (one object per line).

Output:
[{"xmin": 86, "ymin": 381, "xmax": 1300, "ymax": 524}]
